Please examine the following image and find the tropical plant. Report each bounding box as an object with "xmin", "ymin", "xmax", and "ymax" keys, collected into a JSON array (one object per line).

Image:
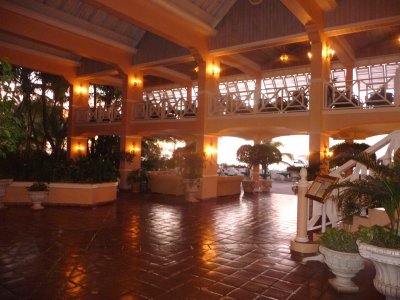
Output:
[
  {"xmin": 27, "ymin": 182, "xmax": 49, "ymax": 192},
  {"xmin": 172, "ymin": 143, "xmax": 205, "ymax": 179},
  {"xmin": 327, "ymin": 149, "xmax": 400, "ymax": 249},
  {"xmin": 320, "ymin": 227, "xmax": 359, "ymax": 253},
  {"xmin": 329, "ymin": 142, "xmax": 370, "ymax": 169},
  {"xmin": 236, "ymin": 142, "xmax": 284, "ymax": 179},
  {"xmin": 0, "ymin": 59, "xmax": 26, "ymax": 158}
]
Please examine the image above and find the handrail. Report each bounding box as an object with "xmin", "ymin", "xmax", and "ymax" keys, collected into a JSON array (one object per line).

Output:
[{"xmin": 306, "ymin": 130, "xmax": 400, "ymax": 232}]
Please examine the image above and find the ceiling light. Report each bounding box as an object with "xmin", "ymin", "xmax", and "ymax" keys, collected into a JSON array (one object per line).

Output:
[{"xmin": 280, "ymin": 54, "xmax": 289, "ymax": 62}]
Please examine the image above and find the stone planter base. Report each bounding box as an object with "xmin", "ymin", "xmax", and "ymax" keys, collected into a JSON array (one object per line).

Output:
[
  {"xmin": 319, "ymin": 245, "xmax": 365, "ymax": 293},
  {"xmin": 28, "ymin": 191, "xmax": 48, "ymax": 210},
  {"xmin": 242, "ymin": 180, "xmax": 256, "ymax": 193},
  {"xmin": 183, "ymin": 179, "xmax": 200, "ymax": 202},
  {"xmin": 258, "ymin": 179, "xmax": 272, "ymax": 192},
  {"xmin": 358, "ymin": 241, "xmax": 400, "ymax": 299}
]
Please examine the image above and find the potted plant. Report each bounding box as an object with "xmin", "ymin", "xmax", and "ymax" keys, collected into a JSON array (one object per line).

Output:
[
  {"xmin": 236, "ymin": 144, "xmax": 256, "ymax": 193},
  {"xmin": 327, "ymin": 149, "xmax": 400, "ymax": 299},
  {"xmin": 27, "ymin": 182, "xmax": 49, "ymax": 210},
  {"xmin": 126, "ymin": 169, "xmax": 146, "ymax": 193},
  {"xmin": 173, "ymin": 146, "xmax": 204, "ymax": 202},
  {"xmin": 237, "ymin": 142, "xmax": 284, "ymax": 193},
  {"xmin": 319, "ymin": 228, "xmax": 365, "ymax": 293}
]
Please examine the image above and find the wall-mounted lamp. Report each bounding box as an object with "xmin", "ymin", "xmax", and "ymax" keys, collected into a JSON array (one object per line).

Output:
[
  {"xmin": 323, "ymin": 145, "xmax": 333, "ymax": 160},
  {"xmin": 322, "ymin": 47, "xmax": 335, "ymax": 60},
  {"xmin": 279, "ymin": 53, "xmax": 289, "ymax": 62},
  {"xmin": 194, "ymin": 66, "xmax": 199, "ymax": 73},
  {"xmin": 307, "ymin": 51, "xmax": 312, "ymax": 60},
  {"xmin": 206, "ymin": 144, "xmax": 218, "ymax": 158},
  {"xmin": 130, "ymin": 77, "xmax": 142, "ymax": 87},
  {"xmin": 76, "ymin": 141, "xmax": 85, "ymax": 153},
  {"xmin": 207, "ymin": 63, "xmax": 221, "ymax": 77},
  {"xmin": 129, "ymin": 144, "xmax": 141, "ymax": 154},
  {"xmin": 75, "ymin": 85, "xmax": 88, "ymax": 95}
]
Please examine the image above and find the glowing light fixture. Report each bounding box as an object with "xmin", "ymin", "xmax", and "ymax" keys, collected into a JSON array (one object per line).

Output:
[
  {"xmin": 207, "ymin": 63, "xmax": 220, "ymax": 77},
  {"xmin": 206, "ymin": 145, "xmax": 218, "ymax": 157},
  {"xmin": 76, "ymin": 141, "xmax": 85, "ymax": 153},
  {"xmin": 280, "ymin": 53, "xmax": 289, "ymax": 62},
  {"xmin": 129, "ymin": 144, "xmax": 140, "ymax": 154},
  {"xmin": 130, "ymin": 77, "xmax": 142, "ymax": 87},
  {"xmin": 75, "ymin": 85, "xmax": 87, "ymax": 95},
  {"xmin": 194, "ymin": 66, "xmax": 199, "ymax": 73},
  {"xmin": 322, "ymin": 47, "xmax": 335, "ymax": 60},
  {"xmin": 307, "ymin": 51, "xmax": 312, "ymax": 60},
  {"xmin": 323, "ymin": 145, "xmax": 333, "ymax": 160}
]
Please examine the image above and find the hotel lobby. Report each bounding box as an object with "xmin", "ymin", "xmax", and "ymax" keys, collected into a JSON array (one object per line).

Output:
[{"xmin": 0, "ymin": 0, "xmax": 400, "ymax": 299}]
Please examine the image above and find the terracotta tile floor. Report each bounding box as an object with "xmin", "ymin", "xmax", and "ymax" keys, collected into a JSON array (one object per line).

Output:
[{"xmin": 0, "ymin": 191, "xmax": 384, "ymax": 300}]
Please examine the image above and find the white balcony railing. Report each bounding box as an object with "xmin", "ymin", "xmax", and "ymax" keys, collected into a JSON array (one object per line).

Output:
[
  {"xmin": 76, "ymin": 105, "xmax": 122, "ymax": 123},
  {"xmin": 324, "ymin": 76, "xmax": 396, "ymax": 109},
  {"xmin": 210, "ymin": 86, "xmax": 310, "ymax": 116},
  {"xmin": 307, "ymin": 130, "xmax": 400, "ymax": 232},
  {"xmin": 133, "ymin": 98, "xmax": 197, "ymax": 120}
]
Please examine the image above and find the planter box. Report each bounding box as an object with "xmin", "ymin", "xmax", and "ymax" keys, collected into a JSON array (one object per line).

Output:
[{"xmin": 5, "ymin": 181, "xmax": 118, "ymax": 206}]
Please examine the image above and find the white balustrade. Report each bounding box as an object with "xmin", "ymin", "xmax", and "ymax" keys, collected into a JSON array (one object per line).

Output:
[
  {"xmin": 132, "ymin": 98, "xmax": 197, "ymax": 120},
  {"xmin": 306, "ymin": 130, "xmax": 400, "ymax": 233},
  {"xmin": 324, "ymin": 77, "xmax": 396, "ymax": 109},
  {"xmin": 76, "ymin": 105, "xmax": 122, "ymax": 123}
]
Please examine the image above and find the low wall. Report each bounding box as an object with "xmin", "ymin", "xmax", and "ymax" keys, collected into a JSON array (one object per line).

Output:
[
  {"xmin": 5, "ymin": 181, "xmax": 118, "ymax": 206},
  {"xmin": 217, "ymin": 176, "xmax": 244, "ymax": 196},
  {"xmin": 147, "ymin": 172, "xmax": 243, "ymax": 198}
]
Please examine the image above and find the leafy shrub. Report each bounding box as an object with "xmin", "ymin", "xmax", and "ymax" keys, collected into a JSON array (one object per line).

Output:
[
  {"xmin": 358, "ymin": 226, "xmax": 400, "ymax": 250},
  {"xmin": 320, "ymin": 228, "xmax": 359, "ymax": 253},
  {"xmin": 26, "ymin": 182, "xmax": 48, "ymax": 191},
  {"xmin": 0, "ymin": 151, "xmax": 117, "ymax": 183}
]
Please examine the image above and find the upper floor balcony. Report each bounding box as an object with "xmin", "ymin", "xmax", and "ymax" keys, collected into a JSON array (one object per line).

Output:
[{"xmin": 73, "ymin": 63, "xmax": 399, "ymax": 138}]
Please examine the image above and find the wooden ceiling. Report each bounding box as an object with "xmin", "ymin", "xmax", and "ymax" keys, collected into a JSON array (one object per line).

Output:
[{"xmin": 0, "ymin": 0, "xmax": 399, "ymax": 88}]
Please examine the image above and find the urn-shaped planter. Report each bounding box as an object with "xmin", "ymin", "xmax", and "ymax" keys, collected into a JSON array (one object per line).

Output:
[
  {"xmin": 28, "ymin": 191, "xmax": 48, "ymax": 210},
  {"xmin": 358, "ymin": 241, "xmax": 400, "ymax": 300},
  {"xmin": 258, "ymin": 179, "xmax": 272, "ymax": 192},
  {"xmin": 0, "ymin": 179, "xmax": 12, "ymax": 209},
  {"xmin": 242, "ymin": 180, "xmax": 256, "ymax": 193},
  {"xmin": 319, "ymin": 245, "xmax": 365, "ymax": 293},
  {"xmin": 183, "ymin": 179, "xmax": 200, "ymax": 202}
]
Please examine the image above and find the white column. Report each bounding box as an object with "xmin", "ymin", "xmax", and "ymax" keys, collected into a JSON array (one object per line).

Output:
[{"xmin": 290, "ymin": 168, "xmax": 319, "ymax": 253}]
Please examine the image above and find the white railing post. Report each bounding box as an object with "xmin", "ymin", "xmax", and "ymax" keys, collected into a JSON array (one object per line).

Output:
[{"xmin": 291, "ymin": 168, "xmax": 319, "ymax": 253}]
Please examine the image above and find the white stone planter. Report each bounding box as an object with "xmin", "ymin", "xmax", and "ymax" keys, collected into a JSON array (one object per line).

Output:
[
  {"xmin": 258, "ymin": 179, "xmax": 272, "ymax": 192},
  {"xmin": 28, "ymin": 191, "xmax": 48, "ymax": 210},
  {"xmin": 358, "ymin": 241, "xmax": 400, "ymax": 300},
  {"xmin": 0, "ymin": 179, "xmax": 12, "ymax": 209},
  {"xmin": 183, "ymin": 179, "xmax": 200, "ymax": 202},
  {"xmin": 242, "ymin": 180, "xmax": 256, "ymax": 193},
  {"xmin": 319, "ymin": 245, "xmax": 365, "ymax": 293}
]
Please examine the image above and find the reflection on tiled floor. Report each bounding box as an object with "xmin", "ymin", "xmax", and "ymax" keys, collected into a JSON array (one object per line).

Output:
[{"xmin": 0, "ymin": 191, "xmax": 383, "ymax": 300}]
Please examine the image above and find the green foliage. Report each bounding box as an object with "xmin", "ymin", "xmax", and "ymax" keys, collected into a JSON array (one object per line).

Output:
[
  {"xmin": 0, "ymin": 151, "xmax": 117, "ymax": 183},
  {"xmin": 327, "ymin": 149, "xmax": 400, "ymax": 248},
  {"xmin": 329, "ymin": 142, "xmax": 370, "ymax": 169},
  {"xmin": 0, "ymin": 59, "xmax": 26, "ymax": 158},
  {"xmin": 320, "ymin": 228, "xmax": 359, "ymax": 253},
  {"xmin": 236, "ymin": 143, "xmax": 283, "ymax": 179},
  {"xmin": 26, "ymin": 182, "xmax": 49, "ymax": 192},
  {"xmin": 358, "ymin": 226, "xmax": 400, "ymax": 250},
  {"xmin": 173, "ymin": 143, "xmax": 204, "ymax": 179}
]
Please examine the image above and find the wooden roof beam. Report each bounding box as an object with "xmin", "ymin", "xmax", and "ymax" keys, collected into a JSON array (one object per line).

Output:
[
  {"xmin": 220, "ymin": 54, "xmax": 262, "ymax": 78},
  {"xmin": 330, "ymin": 36, "xmax": 355, "ymax": 68},
  {"xmin": 85, "ymin": 0, "xmax": 211, "ymax": 56},
  {"xmin": 0, "ymin": 42, "xmax": 77, "ymax": 80},
  {"xmin": 0, "ymin": 9, "xmax": 133, "ymax": 69},
  {"xmin": 280, "ymin": 0, "xmax": 324, "ymax": 28},
  {"xmin": 143, "ymin": 67, "xmax": 192, "ymax": 86}
]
